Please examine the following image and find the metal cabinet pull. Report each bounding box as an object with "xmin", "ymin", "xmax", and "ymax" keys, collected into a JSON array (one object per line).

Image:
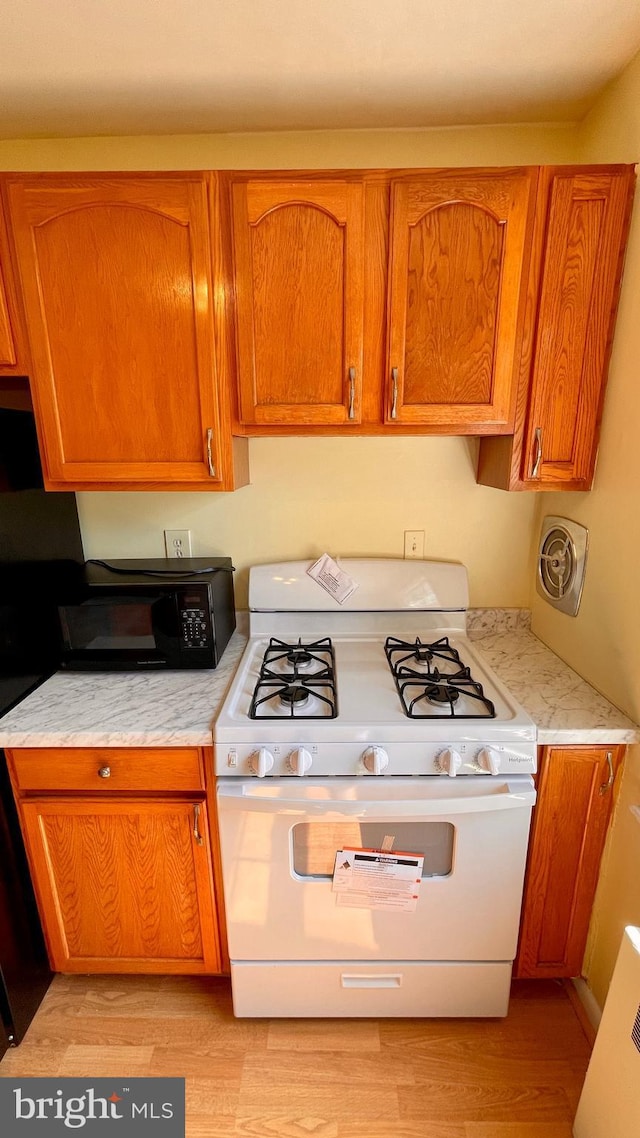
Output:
[
  {"xmin": 206, "ymin": 428, "xmax": 216, "ymax": 478},
  {"xmin": 390, "ymin": 368, "xmax": 398, "ymax": 420},
  {"xmin": 193, "ymin": 803, "xmax": 204, "ymax": 845},
  {"xmin": 98, "ymin": 766, "xmax": 111, "ymax": 779},
  {"xmin": 348, "ymin": 367, "xmax": 356, "ymax": 420},
  {"xmin": 531, "ymin": 426, "xmax": 543, "ymax": 478},
  {"xmin": 599, "ymin": 752, "xmax": 615, "ymax": 795}
]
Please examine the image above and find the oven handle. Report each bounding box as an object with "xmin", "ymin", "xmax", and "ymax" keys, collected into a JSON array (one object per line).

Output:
[{"xmin": 216, "ymin": 782, "xmax": 536, "ymax": 817}]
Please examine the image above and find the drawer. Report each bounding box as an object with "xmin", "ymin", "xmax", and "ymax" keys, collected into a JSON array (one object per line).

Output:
[
  {"xmin": 230, "ymin": 961, "xmax": 512, "ymax": 1017},
  {"xmin": 8, "ymin": 747, "xmax": 205, "ymax": 793}
]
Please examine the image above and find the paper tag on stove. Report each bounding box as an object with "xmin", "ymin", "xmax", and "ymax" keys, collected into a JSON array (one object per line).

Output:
[
  {"xmin": 332, "ymin": 847, "xmax": 424, "ymax": 912},
  {"xmin": 307, "ymin": 554, "xmax": 359, "ymax": 605}
]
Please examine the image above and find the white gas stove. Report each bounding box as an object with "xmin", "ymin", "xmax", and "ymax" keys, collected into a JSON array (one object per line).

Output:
[
  {"xmin": 214, "ymin": 559, "xmax": 537, "ymax": 1019},
  {"xmin": 214, "ymin": 558, "xmax": 536, "ymax": 778}
]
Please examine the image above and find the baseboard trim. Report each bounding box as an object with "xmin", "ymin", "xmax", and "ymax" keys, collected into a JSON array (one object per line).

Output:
[{"xmin": 564, "ymin": 977, "xmax": 602, "ymax": 1046}]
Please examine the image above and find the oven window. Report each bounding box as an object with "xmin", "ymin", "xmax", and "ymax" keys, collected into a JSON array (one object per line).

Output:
[
  {"xmin": 291, "ymin": 821, "xmax": 454, "ymax": 879},
  {"xmin": 59, "ymin": 599, "xmax": 156, "ymax": 651}
]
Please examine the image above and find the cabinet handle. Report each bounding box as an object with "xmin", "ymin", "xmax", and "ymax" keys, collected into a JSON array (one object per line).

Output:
[
  {"xmin": 599, "ymin": 752, "xmax": 615, "ymax": 796},
  {"xmin": 98, "ymin": 766, "xmax": 111, "ymax": 779},
  {"xmin": 348, "ymin": 367, "xmax": 356, "ymax": 420},
  {"xmin": 193, "ymin": 803, "xmax": 204, "ymax": 845},
  {"xmin": 206, "ymin": 428, "xmax": 216, "ymax": 478},
  {"xmin": 531, "ymin": 426, "xmax": 543, "ymax": 478},
  {"xmin": 390, "ymin": 368, "xmax": 398, "ymax": 420}
]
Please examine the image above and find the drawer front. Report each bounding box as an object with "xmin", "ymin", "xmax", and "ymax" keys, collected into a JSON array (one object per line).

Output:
[
  {"xmin": 230, "ymin": 961, "xmax": 512, "ymax": 1018},
  {"xmin": 9, "ymin": 748, "xmax": 205, "ymax": 793}
]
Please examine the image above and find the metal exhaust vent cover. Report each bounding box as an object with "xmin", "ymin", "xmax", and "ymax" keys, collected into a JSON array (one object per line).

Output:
[{"xmin": 537, "ymin": 516, "xmax": 589, "ymax": 617}]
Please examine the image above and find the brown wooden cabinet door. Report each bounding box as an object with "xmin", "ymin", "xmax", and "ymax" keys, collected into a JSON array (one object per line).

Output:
[
  {"xmin": 6, "ymin": 176, "xmax": 226, "ymax": 487},
  {"xmin": 385, "ymin": 169, "xmax": 535, "ymax": 430},
  {"xmin": 20, "ymin": 796, "xmax": 221, "ymax": 973},
  {"xmin": 522, "ymin": 169, "xmax": 634, "ymax": 488},
  {"xmin": 231, "ymin": 179, "xmax": 365, "ymax": 425},
  {"xmin": 516, "ymin": 745, "xmax": 624, "ymax": 979}
]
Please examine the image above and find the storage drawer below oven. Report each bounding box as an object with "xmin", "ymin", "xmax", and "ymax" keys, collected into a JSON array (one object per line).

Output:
[{"xmin": 230, "ymin": 960, "xmax": 512, "ymax": 1018}]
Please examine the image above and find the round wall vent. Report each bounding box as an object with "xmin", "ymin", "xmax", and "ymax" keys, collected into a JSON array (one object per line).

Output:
[{"xmin": 536, "ymin": 516, "xmax": 589, "ymax": 617}]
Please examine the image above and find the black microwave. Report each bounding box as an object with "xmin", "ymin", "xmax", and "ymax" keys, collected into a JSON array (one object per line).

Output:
[{"xmin": 57, "ymin": 559, "xmax": 235, "ymax": 671}]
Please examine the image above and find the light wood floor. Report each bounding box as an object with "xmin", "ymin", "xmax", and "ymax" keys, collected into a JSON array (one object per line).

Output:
[{"xmin": 0, "ymin": 975, "xmax": 591, "ymax": 1137}]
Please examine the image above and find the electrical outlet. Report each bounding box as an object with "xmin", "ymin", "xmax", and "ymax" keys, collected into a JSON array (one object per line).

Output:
[
  {"xmin": 404, "ymin": 530, "xmax": 424, "ymax": 560},
  {"xmin": 164, "ymin": 529, "xmax": 192, "ymax": 559}
]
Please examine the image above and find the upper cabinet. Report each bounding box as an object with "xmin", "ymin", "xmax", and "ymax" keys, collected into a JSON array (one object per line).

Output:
[
  {"xmin": 477, "ymin": 165, "xmax": 636, "ymax": 491},
  {"xmin": 385, "ymin": 169, "xmax": 535, "ymax": 430},
  {"xmin": 230, "ymin": 178, "xmax": 365, "ymax": 426},
  {"xmin": 225, "ymin": 168, "xmax": 536, "ymax": 436},
  {"xmin": 6, "ymin": 174, "xmax": 248, "ymax": 491},
  {"xmin": 1, "ymin": 164, "xmax": 633, "ymax": 492},
  {"xmin": 0, "ymin": 191, "xmax": 29, "ymax": 376}
]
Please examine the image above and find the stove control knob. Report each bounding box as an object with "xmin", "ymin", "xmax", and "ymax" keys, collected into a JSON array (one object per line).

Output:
[
  {"xmin": 288, "ymin": 747, "xmax": 313, "ymax": 776},
  {"xmin": 438, "ymin": 748, "xmax": 462, "ymax": 777},
  {"xmin": 477, "ymin": 747, "xmax": 501, "ymax": 776},
  {"xmin": 249, "ymin": 748, "xmax": 274, "ymax": 778},
  {"xmin": 362, "ymin": 746, "xmax": 389, "ymax": 775}
]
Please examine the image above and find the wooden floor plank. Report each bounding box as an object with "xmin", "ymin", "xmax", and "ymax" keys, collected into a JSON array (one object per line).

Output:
[{"xmin": 266, "ymin": 1019, "xmax": 381, "ymax": 1052}]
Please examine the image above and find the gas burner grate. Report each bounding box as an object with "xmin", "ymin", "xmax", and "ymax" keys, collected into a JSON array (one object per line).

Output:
[
  {"xmin": 384, "ymin": 636, "xmax": 496, "ymax": 720},
  {"xmin": 249, "ymin": 637, "xmax": 337, "ymax": 719}
]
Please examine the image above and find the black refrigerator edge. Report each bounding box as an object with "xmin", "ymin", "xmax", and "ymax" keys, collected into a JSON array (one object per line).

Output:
[{"xmin": 0, "ymin": 405, "xmax": 85, "ymax": 1056}]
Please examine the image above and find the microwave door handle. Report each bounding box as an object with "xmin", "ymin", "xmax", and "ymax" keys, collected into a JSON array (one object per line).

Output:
[{"xmin": 216, "ymin": 784, "xmax": 536, "ymax": 817}]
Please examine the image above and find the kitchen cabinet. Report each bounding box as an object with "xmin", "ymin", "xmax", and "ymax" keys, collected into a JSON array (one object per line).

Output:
[
  {"xmin": 516, "ymin": 744, "xmax": 624, "ymax": 979},
  {"xmin": 229, "ymin": 177, "xmax": 365, "ymax": 426},
  {"xmin": 225, "ymin": 167, "xmax": 535, "ymax": 435},
  {"xmin": 384, "ymin": 168, "xmax": 535, "ymax": 430},
  {"xmin": 477, "ymin": 165, "xmax": 636, "ymax": 491},
  {"xmin": 6, "ymin": 746, "xmax": 223, "ymax": 974},
  {"xmin": 0, "ymin": 190, "xmax": 29, "ymax": 376},
  {"xmin": 5, "ymin": 174, "xmax": 248, "ymax": 491}
]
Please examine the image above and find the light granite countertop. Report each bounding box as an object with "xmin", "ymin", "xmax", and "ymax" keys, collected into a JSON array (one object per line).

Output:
[
  {"xmin": 0, "ymin": 614, "xmax": 637, "ymax": 749},
  {"xmin": 0, "ymin": 632, "xmax": 247, "ymax": 748},
  {"xmin": 467, "ymin": 610, "xmax": 640, "ymax": 746}
]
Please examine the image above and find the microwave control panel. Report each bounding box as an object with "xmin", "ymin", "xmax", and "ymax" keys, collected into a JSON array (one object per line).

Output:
[{"xmin": 178, "ymin": 589, "xmax": 212, "ymax": 649}]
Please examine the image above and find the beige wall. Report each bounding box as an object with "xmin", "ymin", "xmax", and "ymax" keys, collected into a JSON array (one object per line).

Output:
[
  {"xmin": 0, "ymin": 122, "xmax": 577, "ymax": 171},
  {"xmin": 76, "ymin": 437, "xmax": 540, "ymax": 610},
  {"xmin": 0, "ymin": 123, "xmax": 577, "ymax": 608},
  {"xmin": 530, "ymin": 50, "xmax": 640, "ymax": 1009}
]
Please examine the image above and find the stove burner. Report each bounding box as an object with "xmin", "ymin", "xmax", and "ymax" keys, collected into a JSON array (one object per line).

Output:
[
  {"xmin": 279, "ymin": 685, "xmax": 310, "ymax": 707},
  {"xmin": 249, "ymin": 636, "xmax": 338, "ymax": 719},
  {"xmin": 384, "ymin": 636, "xmax": 496, "ymax": 720},
  {"xmin": 425, "ymin": 682, "xmax": 460, "ymax": 706},
  {"xmin": 286, "ymin": 648, "xmax": 314, "ymax": 668}
]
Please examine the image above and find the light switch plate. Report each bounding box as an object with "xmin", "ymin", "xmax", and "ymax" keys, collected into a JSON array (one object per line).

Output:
[{"xmin": 404, "ymin": 530, "xmax": 425, "ymax": 559}]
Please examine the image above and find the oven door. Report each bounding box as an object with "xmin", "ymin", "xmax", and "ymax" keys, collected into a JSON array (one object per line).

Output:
[{"xmin": 217, "ymin": 776, "xmax": 535, "ymax": 963}]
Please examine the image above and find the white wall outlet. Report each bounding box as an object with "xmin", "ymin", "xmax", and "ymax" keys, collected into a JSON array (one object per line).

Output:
[
  {"xmin": 164, "ymin": 529, "xmax": 192, "ymax": 558},
  {"xmin": 404, "ymin": 530, "xmax": 425, "ymax": 559}
]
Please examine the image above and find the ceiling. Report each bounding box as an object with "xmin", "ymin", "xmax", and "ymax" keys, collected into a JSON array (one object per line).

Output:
[{"xmin": 2, "ymin": 0, "xmax": 640, "ymax": 139}]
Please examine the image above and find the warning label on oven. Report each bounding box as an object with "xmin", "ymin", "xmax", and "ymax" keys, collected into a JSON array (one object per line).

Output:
[{"xmin": 332, "ymin": 847, "xmax": 424, "ymax": 912}]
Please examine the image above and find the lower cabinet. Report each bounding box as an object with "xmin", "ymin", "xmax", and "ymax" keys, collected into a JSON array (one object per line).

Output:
[
  {"xmin": 6, "ymin": 747, "xmax": 223, "ymax": 975},
  {"xmin": 5, "ymin": 742, "xmax": 624, "ymax": 981},
  {"xmin": 515, "ymin": 744, "xmax": 624, "ymax": 979}
]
